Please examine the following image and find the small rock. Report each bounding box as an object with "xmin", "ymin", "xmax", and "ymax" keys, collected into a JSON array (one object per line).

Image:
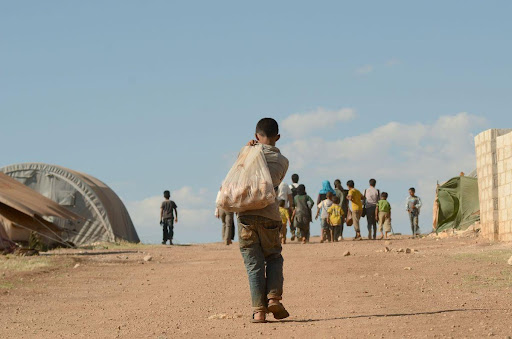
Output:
[
  {"xmin": 143, "ymin": 255, "xmax": 153, "ymax": 262},
  {"xmin": 397, "ymin": 248, "xmax": 404, "ymax": 253},
  {"xmin": 385, "ymin": 247, "xmax": 391, "ymax": 253},
  {"xmin": 384, "ymin": 241, "xmax": 391, "ymax": 245},
  {"xmin": 405, "ymin": 248, "xmax": 412, "ymax": 254},
  {"xmin": 73, "ymin": 264, "xmax": 80, "ymax": 269},
  {"xmin": 343, "ymin": 251, "xmax": 351, "ymax": 257},
  {"xmin": 404, "ymin": 267, "xmax": 412, "ymax": 270},
  {"xmin": 453, "ymin": 272, "xmax": 458, "ymax": 276},
  {"xmin": 507, "ymin": 256, "xmax": 512, "ymax": 266}
]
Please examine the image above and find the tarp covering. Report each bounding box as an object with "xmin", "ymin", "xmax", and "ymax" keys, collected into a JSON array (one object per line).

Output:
[
  {"xmin": 0, "ymin": 172, "xmax": 82, "ymax": 221},
  {"xmin": 435, "ymin": 176, "xmax": 480, "ymax": 232},
  {"xmin": 0, "ymin": 172, "xmax": 83, "ymax": 248},
  {"xmin": 1, "ymin": 163, "xmax": 140, "ymax": 245}
]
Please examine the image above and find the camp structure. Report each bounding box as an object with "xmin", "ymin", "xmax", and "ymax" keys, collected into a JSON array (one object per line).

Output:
[
  {"xmin": 0, "ymin": 163, "xmax": 140, "ymax": 246},
  {"xmin": 433, "ymin": 175, "xmax": 480, "ymax": 233},
  {"xmin": 0, "ymin": 172, "xmax": 83, "ymax": 250}
]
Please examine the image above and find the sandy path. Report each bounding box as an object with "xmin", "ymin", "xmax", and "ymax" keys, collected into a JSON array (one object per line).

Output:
[{"xmin": 1, "ymin": 235, "xmax": 511, "ymax": 338}]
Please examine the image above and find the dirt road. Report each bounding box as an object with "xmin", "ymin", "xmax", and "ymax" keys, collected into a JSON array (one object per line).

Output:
[{"xmin": 1, "ymin": 235, "xmax": 511, "ymax": 338}]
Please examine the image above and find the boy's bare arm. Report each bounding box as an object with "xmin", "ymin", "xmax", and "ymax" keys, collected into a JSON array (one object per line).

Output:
[
  {"xmin": 160, "ymin": 208, "xmax": 163, "ymax": 223},
  {"xmin": 174, "ymin": 208, "xmax": 178, "ymax": 223}
]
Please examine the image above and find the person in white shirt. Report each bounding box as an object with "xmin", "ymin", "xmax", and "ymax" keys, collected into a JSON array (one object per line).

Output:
[{"xmin": 363, "ymin": 179, "xmax": 380, "ymax": 240}]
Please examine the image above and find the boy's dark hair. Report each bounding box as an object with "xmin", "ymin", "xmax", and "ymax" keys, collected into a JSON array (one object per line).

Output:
[
  {"xmin": 291, "ymin": 174, "xmax": 299, "ymax": 183},
  {"xmin": 163, "ymin": 190, "xmax": 170, "ymax": 199},
  {"xmin": 346, "ymin": 180, "xmax": 355, "ymax": 188},
  {"xmin": 409, "ymin": 187, "xmax": 416, "ymax": 193},
  {"xmin": 333, "ymin": 196, "xmax": 340, "ymax": 204},
  {"xmin": 369, "ymin": 179, "xmax": 376, "ymax": 187},
  {"xmin": 326, "ymin": 192, "xmax": 333, "ymax": 199},
  {"xmin": 256, "ymin": 118, "xmax": 279, "ymax": 137},
  {"xmin": 381, "ymin": 192, "xmax": 388, "ymax": 198},
  {"xmin": 279, "ymin": 199, "xmax": 286, "ymax": 207}
]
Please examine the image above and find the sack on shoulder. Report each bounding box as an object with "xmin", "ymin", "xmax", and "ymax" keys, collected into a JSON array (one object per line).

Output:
[
  {"xmin": 216, "ymin": 144, "xmax": 276, "ymax": 213},
  {"xmin": 361, "ymin": 206, "xmax": 367, "ymax": 218}
]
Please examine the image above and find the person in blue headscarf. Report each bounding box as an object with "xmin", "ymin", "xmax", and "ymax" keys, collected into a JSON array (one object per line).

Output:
[{"xmin": 317, "ymin": 180, "xmax": 336, "ymax": 205}]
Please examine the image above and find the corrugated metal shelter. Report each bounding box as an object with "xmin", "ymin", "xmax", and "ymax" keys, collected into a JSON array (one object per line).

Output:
[
  {"xmin": 0, "ymin": 172, "xmax": 83, "ymax": 249},
  {"xmin": 1, "ymin": 163, "xmax": 139, "ymax": 246}
]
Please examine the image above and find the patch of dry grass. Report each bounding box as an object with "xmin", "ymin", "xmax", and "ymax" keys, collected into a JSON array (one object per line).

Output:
[{"xmin": 0, "ymin": 255, "xmax": 54, "ymax": 272}]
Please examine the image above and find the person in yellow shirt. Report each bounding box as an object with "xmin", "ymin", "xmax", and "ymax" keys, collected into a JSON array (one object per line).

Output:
[
  {"xmin": 327, "ymin": 196, "xmax": 345, "ymax": 242},
  {"xmin": 347, "ymin": 180, "xmax": 364, "ymax": 240},
  {"xmin": 278, "ymin": 200, "xmax": 291, "ymax": 244}
]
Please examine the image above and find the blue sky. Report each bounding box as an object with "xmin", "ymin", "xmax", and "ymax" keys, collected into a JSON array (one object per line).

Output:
[{"xmin": 1, "ymin": 1, "xmax": 512, "ymax": 243}]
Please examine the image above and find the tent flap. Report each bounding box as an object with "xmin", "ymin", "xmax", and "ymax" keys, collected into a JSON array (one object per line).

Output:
[{"xmin": 436, "ymin": 176, "xmax": 480, "ymax": 232}]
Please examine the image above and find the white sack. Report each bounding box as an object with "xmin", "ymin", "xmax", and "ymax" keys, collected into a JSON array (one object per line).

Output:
[{"xmin": 216, "ymin": 144, "xmax": 275, "ymax": 213}]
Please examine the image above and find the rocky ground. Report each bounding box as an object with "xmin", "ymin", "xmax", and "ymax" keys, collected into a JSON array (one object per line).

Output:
[{"xmin": 1, "ymin": 234, "xmax": 511, "ymax": 338}]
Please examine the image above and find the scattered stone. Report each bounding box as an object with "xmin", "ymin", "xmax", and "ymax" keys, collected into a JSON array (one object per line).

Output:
[
  {"xmin": 143, "ymin": 255, "xmax": 153, "ymax": 262},
  {"xmin": 397, "ymin": 248, "xmax": 404, "ymax": 253},
  {"xmin": 508, "ymin": 256, "xmax": 512, "ymax": 266},
  {"xmin": 453, "ymin": 272, "xmax": 459, "ymax": 276},
  {"xmin": 405, "ymin": 248, "xmax": 412, "ymax": 254},
  {"xmin": 73, "ymin": 264, "xmax": 80, "ymax": 269},
  {"xmin": 385, "ymin": 247, "xmax": 391, "ymax": 253},
  {"xmin": 404, "ymin": 267, "xmax": 412, "ymax": 270},
  {"xmin": 384, "ymin": 241, "xmax": 391, "ymax": 245},
  {"xmin": 343, "ymin": 251, "xmax": 351, "ymax": 257}
]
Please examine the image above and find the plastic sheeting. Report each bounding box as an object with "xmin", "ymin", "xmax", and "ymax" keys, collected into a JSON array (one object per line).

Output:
[
  {"xmin": 1, "ymin": 163, "xmax": 140, "ymax": 245},
  {"xmin": 435, "ymin": 176, "xmax": 480, "ymax": 232}
]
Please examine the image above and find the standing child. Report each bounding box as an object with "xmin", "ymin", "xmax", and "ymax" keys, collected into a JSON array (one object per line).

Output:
[
  {"xmin": 327, "ymin": 196, "xmax": 345, "ymax": 242},
  {"xmin": 160, "ymin": 190, "xmax": 178, "ymax": 245},
  {"xmin": 278, "ymin": 200, "xmax": 291, "ymax": 244},
  {"xmin": 376, "ymin": 192, "xmax": 392, "ymax": 239},
  {"xmin": 291, "ymin": 184, "xmax": 314, "ymax": 244},
  {"xmin": 316, "ymin": 192, "xmax": 334, "ymax": 242}
]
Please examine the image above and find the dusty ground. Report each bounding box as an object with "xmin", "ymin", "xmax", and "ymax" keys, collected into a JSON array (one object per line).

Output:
[{"xmin": 1, "ymin": 234, "xmax": 512, "ymax": 339}]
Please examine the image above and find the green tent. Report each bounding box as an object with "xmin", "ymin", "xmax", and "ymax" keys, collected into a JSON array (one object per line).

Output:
[{"xmin": 435, "ymin": 176, "xmax": 480, "ymax": 232}]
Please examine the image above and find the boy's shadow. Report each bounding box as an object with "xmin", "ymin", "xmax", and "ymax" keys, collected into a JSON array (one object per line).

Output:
[{"xmin": 267, "ymin": 308, "xmax": 492, "ymax": 323}]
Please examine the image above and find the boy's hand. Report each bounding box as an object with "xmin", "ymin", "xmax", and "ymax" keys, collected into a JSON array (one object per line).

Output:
[
  {"xmin": 175, "ymin": 217, "xmax": 178, "ymax": 223},
  {"xmin": 247, "ymin": 140, "xmax": 258, "ymax": 146}
]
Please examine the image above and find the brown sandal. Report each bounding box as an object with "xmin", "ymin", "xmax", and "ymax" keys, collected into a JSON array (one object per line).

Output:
[
  {"xmin": 250, "ymin": 312, "xmax": 267, "ymax": 323},
  {"xmin": 268, "ymin": 302, "xmax": 290, "ymax": 320}
]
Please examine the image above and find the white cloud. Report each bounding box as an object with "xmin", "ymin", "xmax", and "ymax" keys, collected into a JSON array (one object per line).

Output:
[
  {"xmin": 355, "ymin": 64, "xmax": 374, "ymax": 75},
  {"xmin": 280, "ymin": 112, "xmax": 487, "ymax": 235},
  {"xmin": 282, "ymin": 107, "xmax": 356, "ymax": 138}
]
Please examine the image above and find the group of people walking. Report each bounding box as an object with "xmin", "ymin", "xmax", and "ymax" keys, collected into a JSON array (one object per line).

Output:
[{"xmin": 216, "ymin": 174, "xmax": 423, "ymax": 245}]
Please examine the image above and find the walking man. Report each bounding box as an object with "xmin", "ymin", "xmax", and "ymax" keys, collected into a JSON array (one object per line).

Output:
[{"xmin": 406, "ymin": 187, "xmax": 422, "ymax": 238}]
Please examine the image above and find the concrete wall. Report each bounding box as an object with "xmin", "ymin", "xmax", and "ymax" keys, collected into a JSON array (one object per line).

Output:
[{"xmin": 475, "ymin": 129, "xmax": 512, "ymax": 241}]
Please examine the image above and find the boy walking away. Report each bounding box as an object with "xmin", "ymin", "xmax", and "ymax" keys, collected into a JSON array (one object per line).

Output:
[
  {"xmin": 216, "ymin": 208, "xmax": 235, "ymax": 245},
  {"xmin": 347, "ymin": 180, "xmax": 363, "ymax": 240},
  {"xmin": 237, "ymin": 118, "xmax": 290, "ymax": 323},
  {"xmin": 376, "ymin": 192, "xmax": 392, "ymax": 239},
  {"xmin": 364, "ymin": 179, "xmax": 380, "ymax": 240},
  {"xmin": 406, "ymin": 187, "xmax": 422, "ymax": 238},
  {"xmin": 278, "ymin": 200, "xmax": 291, "ymax": 244},
  {"xmin": 316, "ymin": 192, "xmax": 334, "ymax": 242},
  {"xmin": 291, "ymin": 184, "xmax": 314, "ymax": 244},
  {"xmin": 160, "ymin": 190, "xmax": 178, "ymax": 245},
  {"xmin": 327, "ymin": 196, "xmax": 345, "ymax": 242},
  {"xmin": 289, "ymin": 174, "xmax": 300, "ymax": 241}
]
